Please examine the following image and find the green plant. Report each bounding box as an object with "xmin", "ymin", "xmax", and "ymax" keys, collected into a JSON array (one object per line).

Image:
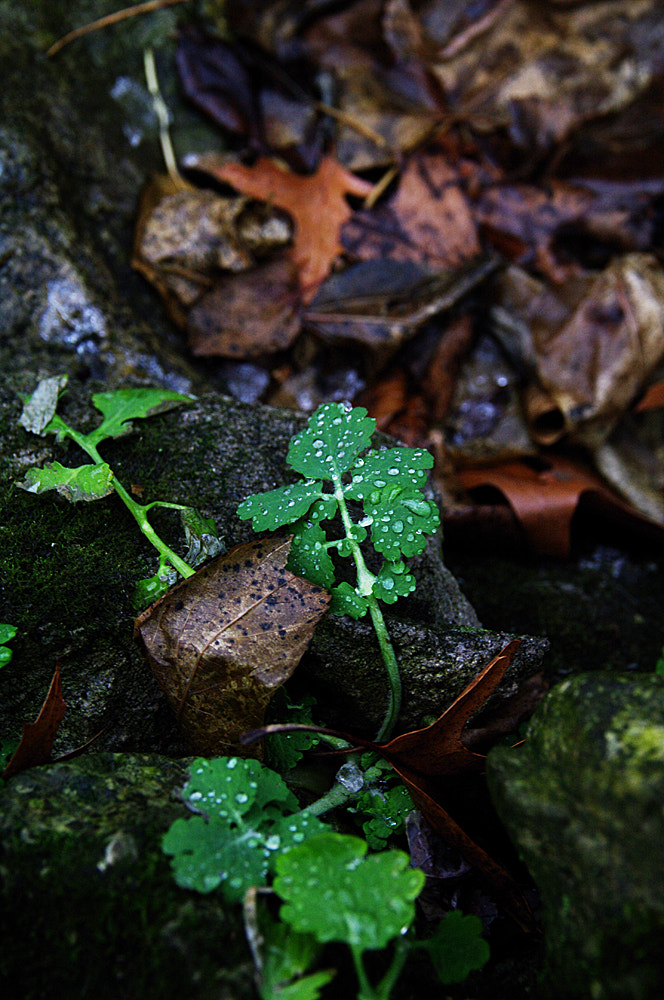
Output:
[
  {"xmin": 163, "ymin": 757, "xmax": 489, "ymax": 1000},
  {"xmin": 17, "ymin": 376, "xmax": 222, "ymax": 606},
  {"xmin": 0, "ymin": 624, "xmax": 17, "ymax": 667},
  {"xmin": 162, "ymin": 756, "xmax": 329, "ymax": 902},
  {"xmin": 237, "ymin": 401, "xmax": 440, "ymax": 740},
  {"xmin": 274, "ymin": 832, "xmax": 488, "ymax": 1000}
]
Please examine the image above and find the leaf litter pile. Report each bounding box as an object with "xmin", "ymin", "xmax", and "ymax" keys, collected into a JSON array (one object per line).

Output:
[{"xmin": 133, "ymin": 0, "xmax": 664, "ymax": 559}]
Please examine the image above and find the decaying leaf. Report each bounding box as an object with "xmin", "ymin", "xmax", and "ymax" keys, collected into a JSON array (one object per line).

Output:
[
  {"xmin": 135, "ymin": 536, "xmax": 330, "ymax": 758},
  {"xmin": 187, "ymin": 257, "xmax": 301, "ymax": 358},
  {"xmin": 342, "ymin": 152, "xmax": 480, "ymax": 270},
  {"xmin": 183, "ymin": 153, "xmax": 374, "ymax": 297},
  {"xmin": 2, "ymin": 665, "xmax": 67, "ymax": 780},
  {"xmin": 132, "ymin": 172, "xmax": 292, "ymax": 326},
  {"xmin": 493, "ymin": 256, "xmax": 664, "ymax": 447}
]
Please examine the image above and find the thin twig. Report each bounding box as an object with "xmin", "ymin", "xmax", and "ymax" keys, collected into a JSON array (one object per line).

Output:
[{"xmin": 46, "ymin": 0, "xmax": 191, "ymax": 57}]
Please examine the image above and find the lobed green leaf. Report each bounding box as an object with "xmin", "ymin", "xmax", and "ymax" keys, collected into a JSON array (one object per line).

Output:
[
  {"xmin": 345, "ymin": 446, "xmax": 433, "ymax": 501},
  {"xmin": 367, "ymin": 491, "xmax": 440, "ymax": 561},
  {"xmin": 237, "ymin": 480, "xmax": 325, "ymax": 531},
  {"xmin": 288, "ymin": 520, "xmax": 335, "ymax": 589},
  {"xmin": 422, "ymin": 910, "xmax": 490, "ymax": 983},
  {"xmin": 356, "ymin": 784, "xmax": 415, "ymax": 849},
  {"xmin": 274, "ymin": 832, "xmax": 424, "ymax": 951},
  {"xmin": 18, "ymin": 461, "xmax": 115, "ymax": 502},
  {"xmin": 162, "ymin": 757, "xmax": 327, "ymax": 902},
  {"xmin": 287, "ymin": 403, "xmax": 375, "ymax": 482},
  {"xmin": 88, "ymin": 387, "xmax": 192, "ymax": 444},
  {"xmin": 372, "ymin": 561, "xmax": 416, "ymax": 604},
  {"xmin": 329, "ymin": 582, "xmax": 369, "ymax": 619}
]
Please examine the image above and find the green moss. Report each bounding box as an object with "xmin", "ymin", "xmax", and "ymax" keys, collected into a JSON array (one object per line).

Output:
[{"xmin": 0, "ymin": 753, "xmax": 255, "ymax": 1000}]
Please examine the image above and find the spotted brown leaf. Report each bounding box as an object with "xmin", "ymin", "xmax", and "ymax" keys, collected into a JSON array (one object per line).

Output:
[{"xmin": 135, "ymin": 536, "xmax": 330, "ymax": 757}]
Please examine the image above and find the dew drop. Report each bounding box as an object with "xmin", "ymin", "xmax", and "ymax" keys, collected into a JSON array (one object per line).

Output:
[
  {"xmin": 292, "ymin": 832, "xmax": 305, "ymax": 843},
  {"xmin": 265, "ymin": 835, "xmax": 281, "ymax": 850},
  {"xmin": 388, "ymin": 467, "xmax": 399, "ymax": 476},
  {"xmin": 235, "ymin": 793, "xmax": 248, "ymax": 804},
  {"xmin": 313, "ymin": 438, "xmax": 324, "ymax": 448},
  {"xmin": 189, "ymin": 791, "xmax": 202, "ymax": 801},
  {"xmin": 381, "ymin": 577, "xmax": 395, "ymax": 590},
  {"xmin": 226, "ymin": 758, "xmax": 238, "ymax": 769},
  {"xmin": 393, "ymin": 520, "xmax": 404, "ymax": 533}
]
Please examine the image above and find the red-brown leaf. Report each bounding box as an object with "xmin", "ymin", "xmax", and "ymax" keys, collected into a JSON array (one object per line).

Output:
[{"xmin": 2, "ymin": 665, "xmax": 67, "ymax": 780}]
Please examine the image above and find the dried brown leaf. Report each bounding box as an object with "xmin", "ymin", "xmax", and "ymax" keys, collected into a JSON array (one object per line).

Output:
[
  {"xmin": 135, "ymin": 537, "xmax": 330, "ymax": 757},
  {"xmin": 187, "ymin": 258, "xmax": 301, "ymax": 358}
]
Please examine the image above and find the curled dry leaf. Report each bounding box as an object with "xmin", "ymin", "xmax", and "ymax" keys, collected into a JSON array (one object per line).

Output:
[
  {"xmin": 493, "ymin": 256, "xmax": 664, "ymax": 447},
  {"xmin": 134, "ymin": 537, "xmax": 330, "ymax": 758}
]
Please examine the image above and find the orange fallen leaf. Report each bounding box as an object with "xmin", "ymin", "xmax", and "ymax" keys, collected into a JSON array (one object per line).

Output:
[
  {"xmin": 2, "ymin": 664, "xmax": 67, "ymax": 780},
  {"xmin": 187, "ymin": 153, "xmax": 373, "ymax": 298}
]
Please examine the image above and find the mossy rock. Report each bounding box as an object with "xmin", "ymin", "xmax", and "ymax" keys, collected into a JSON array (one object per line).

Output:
[
  {"xmin": 487, "ymin": 672, "xmax": 664, "ymax": 1000},
  {"xmin": 0, "ymin": 752, "xmax": 255, "ymax": 1000}
]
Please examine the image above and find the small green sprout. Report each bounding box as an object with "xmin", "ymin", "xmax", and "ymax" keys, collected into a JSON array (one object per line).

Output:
[
  {"xmin": 17, "ymin": 376, "xmax": 222, "ymax": 606},
  {"xmin": 0, "ymin": 625, "xmax": 17, "ymax": 668},
  {"xmin": 238, "ymin": 402, "xmax": 440, "ymax": 739},
  {"xmin": 161, "ymin": 756, "xmax": 328, "ymax": 902}
]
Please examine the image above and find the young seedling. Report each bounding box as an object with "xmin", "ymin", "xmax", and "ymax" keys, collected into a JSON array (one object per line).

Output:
[
  {"xmin": 238, "ymin": 401, "xmax": 440, "ymax": 740},
  {"xmin": 17, "ymin": 376, "xmax": 222, "ymax": 606}
]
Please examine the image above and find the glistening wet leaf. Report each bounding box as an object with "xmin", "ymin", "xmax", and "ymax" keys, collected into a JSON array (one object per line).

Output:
[{"xmin": 135, "ymin": 536, "xmax": 330, "ymax": 757}]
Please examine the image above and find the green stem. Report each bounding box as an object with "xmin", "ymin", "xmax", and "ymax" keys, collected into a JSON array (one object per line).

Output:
[
  {"xmin": 301, "ymin": 776, "xmax": 357, "ymax": 817},
  {"xmin": 66, "ymin": 428, "xmax": 195, "ymax": 579},
  {"xmin": 372, "ymin": 936, "xmax": 410, "ymax": 1000},
  {"xmin": 333, "ymin": 478, "xmax": 401, "ymax": 741},
  {"xmin": 366, "ymin": 594, "xmax": 401, "ymax": 742},
  {"xmin": 351, "ymin": 945, "xmax": 376, "ymax": 1000}
]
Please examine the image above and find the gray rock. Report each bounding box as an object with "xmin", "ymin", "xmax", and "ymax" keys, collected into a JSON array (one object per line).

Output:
[
  {"xmin": 487, "ymin": 672, "xmax": 664, "ymax": 1000},
  {"xmin": 0, "ymin": 752, "xmax": 255, "ymax": 1000}
]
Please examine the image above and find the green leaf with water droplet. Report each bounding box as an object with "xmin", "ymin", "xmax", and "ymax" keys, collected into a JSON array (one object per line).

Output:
[
  {"xmin": 367, "ymin": 489, "xmax": 440, "ymax": 561},
  {"xmin": 372, "ymin": 560, "xmax": 417, "ymax": 603},
  {"xmin": 356, "ymin": 783, "xmax": 415, "ymax": 849},
  {"xmin": 345, "ymin": 447, "xmax": 433, "ymax": 500},
  {"xmin": 162, "ymin": 756, "xmax": 328, "ymax": 901},
  {"xmin": 274, "ymin": 832, "xmax": 424, "ymax": 951},
  {"xmin": 329, "ymin": 582, "xmax": 369, "ymax": 618},
  {"xmin": 287, "ymin": 402, "xmax": 375, "ymax": 481},
  {"xmin": 238, "ymin": 480, "xmax": 326, "ymax": 531},
  {"xmin": 288, "ymin": 520, "xmax": 335, "ymax": 588}
]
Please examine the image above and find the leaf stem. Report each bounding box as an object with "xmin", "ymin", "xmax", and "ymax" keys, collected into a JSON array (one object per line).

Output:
[
  {"xmin": 334, "ymin": 478, "xmax": 401, "ymax": 741},
  {"xmin": 62, "ymin": 425, "xmax": 195, "ymax": 579}
]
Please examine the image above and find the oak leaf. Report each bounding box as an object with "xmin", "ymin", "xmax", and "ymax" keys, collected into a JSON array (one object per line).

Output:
[
  {"xmin": 185, "ymin": 153, "xmax": 373, "ymax": 298},
  {"xmin": 135, "ymin": 536, "xmax": 330, "ymax": 758}
]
